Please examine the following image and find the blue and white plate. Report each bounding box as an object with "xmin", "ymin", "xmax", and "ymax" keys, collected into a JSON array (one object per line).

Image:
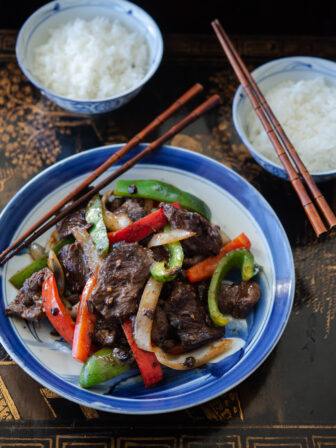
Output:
[{"xmin": 0, "ymin": 144, "xmax": 294, "ymax": 414}]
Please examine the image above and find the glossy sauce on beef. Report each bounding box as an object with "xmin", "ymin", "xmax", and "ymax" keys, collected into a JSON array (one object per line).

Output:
[
  {"xmin": 93, "ymin": 316, "xmax": 121, "ymax": 346},
  {"xmin": 161, "ymin": 203, "xmax": 223, "ymax": 257},
  {"xmin": 56, "ymin": 206, "xmax": 90, "ymax": 239},
  {"xmin": 88, "ymin": 242, "xmax": 154, "ymax": 319},
  {"xmin": 217, "ymin": 280, "xmax": 261, "ymax": 319},
  {"xmin": 164, "ymin": 282, "xmax": 225, "ymax": 350},
  {"xmin": 114, "ymin": 198, "xmax": 147, "ymax": 222},
  {"xmin": 6, "ymin": 268, "xmax": 50, "ymax": 320},
  {"xmin": 58, "ymin": 242, "xmax": 89, "ymax": 294}
]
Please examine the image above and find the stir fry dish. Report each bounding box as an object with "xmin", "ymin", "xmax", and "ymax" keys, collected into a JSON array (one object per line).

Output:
[{"xmin": 6, "ymin": 180, "xmax": 261, "ymax": 388}]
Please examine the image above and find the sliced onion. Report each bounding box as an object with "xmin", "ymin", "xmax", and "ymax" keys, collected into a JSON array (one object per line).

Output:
[
  {"xmin": 152, "ymin": 339, "xmax": 232, "ymax": 370},
  {"xmin": 112, "ymin": 212, "xmax": 132, "ymax": 230},
  {"xmin": 220, "ymin": 230, "xmax": 230, "ymax": 245},
  {"xmin": 47, "ymin": 249, "xmax": 65, "ymax": 296},
  {"xmin": 101, "ymin": 190, "xmax": 114, "ymax": 208},
  {"xmin": 102, "ymin": 191, "xmax": 132, "ymax": 231},
  {"xmin": 71, "ymin": 226, "xmax": 101, "ymax": 275},
  {"xmin": 29, "ymin": 242, "xmax": 46, "ymax": 260},
  {"xmin": 63, "ymin": 299, "xmax": 79, "ymax": 320},
  {"xmin": 148, "ymin": 229, "xmax": 196, "ymax": 248},
  {"xmin": 134, "ymin": 276, "xmax": 163, "ymax": 351},
  {"xmin": 45, "ymin": 230, "xmax": 60, "ymax": 253}
]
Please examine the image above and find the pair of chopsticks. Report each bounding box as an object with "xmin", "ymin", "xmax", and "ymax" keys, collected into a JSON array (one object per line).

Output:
[
  {"xmin": 0, "ymin": 84, "xmax": 221, "ymax": 265},
  {"xmin": 212, "ymin": 19, "xmax": 336, "ymax": 237}
]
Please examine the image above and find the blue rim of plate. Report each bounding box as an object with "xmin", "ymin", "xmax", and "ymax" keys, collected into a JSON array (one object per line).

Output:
[{"xmin": 0, "ymin": 144, "xmax": 295, "ymax": 414}]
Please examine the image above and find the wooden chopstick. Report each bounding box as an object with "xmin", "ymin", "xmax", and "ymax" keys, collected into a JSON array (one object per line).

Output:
[
  {"xmin": 0, "ymin": 94, "xmax": 221, "ymax": 265},
  {"xmin": 212, "ymin": 20, "xmax": 336, "ymax": 231},
  {"xmin": 212, "ymin": 19, "xmax": 334, "ymax": 237},
  {"xmin": 0, "ymin": 83, "xmax": 203, "ymax": 264}
]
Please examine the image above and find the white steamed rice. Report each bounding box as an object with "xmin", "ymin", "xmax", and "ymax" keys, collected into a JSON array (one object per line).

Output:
[
  {"xmin": 32, "ymin": 17, "xmax": 149, "ymax": 100},
  {"xmin": 246, "ymin": 77, "xmax": 336, "ymax": 173}
]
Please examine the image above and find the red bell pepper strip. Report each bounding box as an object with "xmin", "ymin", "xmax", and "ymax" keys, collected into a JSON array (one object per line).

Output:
[
  {"xmin": 122, "ymin": 319, "xmax": 163, "ymax": 388},
  {"xmin": 72, "ymin": 275, "xmax": 98, "ymax": 363},
  {"xmin": 108, "ymin": 202, "xmax": 181, "ymax": 245},
  {"xmin": 42, "ymin": 273, "xmax": 75, "ymax": 346},
  {"xmin": 186, "ymin": 233, "xmax": 251, "ymax": 283}
]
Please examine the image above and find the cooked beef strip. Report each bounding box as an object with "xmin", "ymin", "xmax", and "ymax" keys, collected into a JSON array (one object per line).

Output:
[
  {"xmin": 113, "ymin": 346, "xmax": 134, "ymax": 364},
  {"xmin": 183, "ymin": 356, "xmax": 196, "ymax": 368},
  {"xmin": 217, "ymin": 280, "xmax": 261, "ymax": 319},
  {"xmin": 165, "ymin": 282, "xmax": 224, "ymax": 351},
  {"xmin": 151, "ymin": 245, "xmax": 169, "ymax": 263},
  {"xmin": 196, "ymin": 280, "xmax": 210, "ymax": 304},
  {"xmin": 56, "ymin": 205, "xmax": 90, "ymax": 239},
  {"xmin": 64, "ymin": 294, "xmax": 80, "ymax": 305},
  {"xmin": 6, "ymin": 268, "xmax": 50, "ymax": 321},
  {"xmin": 183, "ymin": 254, "xmax": 206, "ymax": 268},
  {"xmin": 93, "ymin": 316, "xmax": 121, "ymax": 347},
  {"xmin": 114, "ymin": 198, "xmax": 147, "ymax": 222},
  {"xmin": 161, "ymin": 204, "xmax": 222, "ymax": 257},
  {"xmin": 89, "ymin": 242, "xmax": 154, "ymax": 319},
  {"xmin": 151, "ymin": 303, "xmax": 177, "ymax": 351},
  {"xmin": 108, "ymin": 197, "xmax": 126, "ymax": 211},
  {"xmin": 58, "ymin": 242, "xmax": 89, "ymax": 294}
]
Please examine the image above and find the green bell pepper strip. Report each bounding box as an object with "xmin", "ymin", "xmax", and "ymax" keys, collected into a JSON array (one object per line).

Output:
[
  {"xmin": 150, "ymin": 226, "xmax": 184, "ymax": 282},
  {"xmin": 208, "ymin": 248, "xmax": 256, "ymax": 327},
  {"xmin": 85, "ymin": 194, "xmax": 109, "ymax": 258},
  {"xmin": 9, "ymin": 236, "xmax": 74, "ymax": 289},
  {"xmin": 79, "ymin": 347, "xmax": 131, "ymax": 388},
  {"xmin": 114, "ymin": 180, "xmax": 211, "ymax": 221}
]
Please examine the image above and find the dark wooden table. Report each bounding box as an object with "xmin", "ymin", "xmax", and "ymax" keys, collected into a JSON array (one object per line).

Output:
[{"xmin": 0, "ymin": 30, "xmax": 336, "ymax": 445}]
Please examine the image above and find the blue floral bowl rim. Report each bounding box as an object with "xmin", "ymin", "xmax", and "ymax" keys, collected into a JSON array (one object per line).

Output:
[
  {"xmin": 232, "ymin": 55, "xmax": 336, "ymax": 178},
  {"xmin": 0, "ymin": 144, "xmax": 295, "ymax": 414},
  {"xmin": 15, "ymin": 0, "xmax": 164, "ymax": 105}
]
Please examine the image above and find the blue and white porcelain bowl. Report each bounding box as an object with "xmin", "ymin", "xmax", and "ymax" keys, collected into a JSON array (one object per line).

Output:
[
  {"xmin": 16, "ymin": 0, "xmax": 163, "ymax": 114},
  {"xmin": 232, "ymin": 56, "xmax": 336, "ymax": 182},
  {"xmin": 0, "ymin": 144, "xmax": 295, "ymax": 414}
]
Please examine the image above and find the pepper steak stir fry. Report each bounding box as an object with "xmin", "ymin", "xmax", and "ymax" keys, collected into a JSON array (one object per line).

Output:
[{"xmin": 6, "ymin": 180, "xmax": 261, "ymax": 388}]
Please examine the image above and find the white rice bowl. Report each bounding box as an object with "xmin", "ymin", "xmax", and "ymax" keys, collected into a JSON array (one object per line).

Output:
[
  {"xmin": 246, "ymin": 77, "xmax": 336, "ymax": 173},
  {"xmin": 31, "ymin": 17, "xmax": 150, "ymax": 101}
]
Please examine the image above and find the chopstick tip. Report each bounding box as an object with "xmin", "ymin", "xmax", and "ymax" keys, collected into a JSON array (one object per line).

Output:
[
  {"xmin": 194, "ymin": 82, "xmax": 204, "ymax": 92},
  {"xmin": 213, "ymin": 93, "xmax": 222, "ymax": 105},
  {"xmin": 206, "ymin": 94, "xmax": 222, "ymax": 107},
  {"xmin": 317, "ymin": 229, "xmax": 328, "ymax": 238}
]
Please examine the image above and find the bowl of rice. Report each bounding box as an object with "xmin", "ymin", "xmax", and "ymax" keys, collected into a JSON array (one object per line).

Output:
[
  {"xmin": 16, "ymin": 0, "xmax": 163, "ymax": 114},
  {"xmin": 232, "ymin": 56, "xmax": 336, "ymax": 182}
]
